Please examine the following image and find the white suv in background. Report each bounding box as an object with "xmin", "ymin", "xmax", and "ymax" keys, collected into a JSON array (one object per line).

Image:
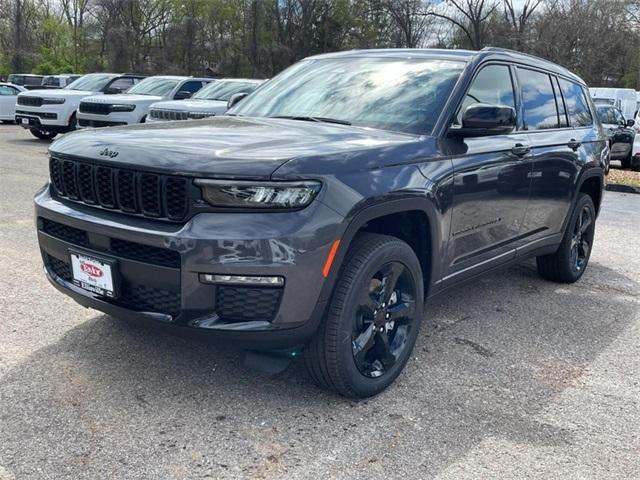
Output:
[
  {"xmin": 77, "ymin": 76, "xmax": 212, "ymax": 128},
  {"xmin": 147, "ymin": 78, "xmax": 264, "ymax": 122},
  {"xmin": 15, "ymin": 73, "xmax": 145, "ymax": 140}
]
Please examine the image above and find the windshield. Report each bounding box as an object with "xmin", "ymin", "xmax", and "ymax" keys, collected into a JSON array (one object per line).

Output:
[
  {"xmin": 194, "ymin": 81, "xmax": 259, "ymax": 101},
  {"xmin": 597, "ymin": 106, "xmax": 624, "ymax": 125},
  {"xmin": 65, "ymin": 74, "xmax": 114, "ymax": 91},
  {"xmin": 231, "ymin": 57, "xmax": 465, "ymax": 134},
  {"xmin": 127, "ymin": 77, "xmax": 180, "ymax": 96}
]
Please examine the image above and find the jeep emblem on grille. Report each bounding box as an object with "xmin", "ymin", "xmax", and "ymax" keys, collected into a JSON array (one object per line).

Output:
[{"xmin": 99, "ymin": 148, "xmax": 119, "ymax": 158}]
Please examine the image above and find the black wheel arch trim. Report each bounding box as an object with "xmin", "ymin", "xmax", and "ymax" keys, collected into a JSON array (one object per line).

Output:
[{"xmin": 318, "ymin": 197, "xmax": 441, "ymax": 304}]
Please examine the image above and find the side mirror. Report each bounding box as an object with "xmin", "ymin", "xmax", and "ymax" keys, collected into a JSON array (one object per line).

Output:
[
  {"xmin": 627, "ymin": 119, "xmax": 635, "ymax": 127},
  {"xmin": 453, "ymin": 104, "xmax": 516, "ymax": 137},
  {"xmin": 174, "ymin": 90, "xmax": 192, "ymax": 100},
  {"xmin": 227, "ymin": 92, "xmax": 249, "ymax": 110}
]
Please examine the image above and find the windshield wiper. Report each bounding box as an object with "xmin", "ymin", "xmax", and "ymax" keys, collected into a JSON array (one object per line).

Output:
[{"xmin": 270, "ymin": 115, "xmax": 351, "ymax": 126}]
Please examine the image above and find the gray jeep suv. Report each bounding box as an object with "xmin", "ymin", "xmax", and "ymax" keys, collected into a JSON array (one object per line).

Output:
[{"xmin": 35, "ymin": 48, "xmax": 607, "ymax": 398}]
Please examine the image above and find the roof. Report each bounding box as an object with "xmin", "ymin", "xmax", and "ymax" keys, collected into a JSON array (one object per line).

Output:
[
  {"xmin": 215, "ymin": 78, "xmax": 264, "ymax": 83},
  {"xmin": 307, "ymin": 47, "xmax": 585, "ymax": 85}
]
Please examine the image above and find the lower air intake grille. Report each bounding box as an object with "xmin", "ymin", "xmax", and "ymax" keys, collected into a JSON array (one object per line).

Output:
[
  {"xmin": 116, "ymin": 281, "xmax": 181, "ymax": 318},
  {"xmin": 216, "ymin": 286, "xmax": 282, "ymax": 322},
  {"xmin": 47, "ymin": 255, "xmax": 72, "ymax": 281}
]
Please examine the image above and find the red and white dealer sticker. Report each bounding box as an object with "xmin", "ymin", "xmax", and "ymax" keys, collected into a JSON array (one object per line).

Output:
[{"xmin": 70, "ymin": 252, "xmax": 115, "ymax": 298}]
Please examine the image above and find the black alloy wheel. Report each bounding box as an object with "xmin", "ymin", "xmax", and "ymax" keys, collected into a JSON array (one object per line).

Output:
[{"xmin": 352, "ymin": 261, "xmax": 417, "ymax": 378}]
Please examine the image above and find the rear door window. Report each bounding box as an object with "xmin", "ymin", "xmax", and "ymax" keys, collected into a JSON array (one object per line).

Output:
[
  {"xmin": 517, "ymin": 68, "xmax": 560, "ymax": 130},
  {"xmin": 108, "ymin": 77, "xmax": 136, "ymax": 93},
  {"xmin": 558, "ymin": 78, "xmax": 593, "ymax": 127}
]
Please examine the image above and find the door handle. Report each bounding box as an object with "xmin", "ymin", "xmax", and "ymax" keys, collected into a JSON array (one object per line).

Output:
[
  {"xmin": 511, "ymin": 143, "xmax": 530, "ymax": 157},
  {"xmin": 567, "ymin": 139, "xmax": 582, "ymax": 150}
]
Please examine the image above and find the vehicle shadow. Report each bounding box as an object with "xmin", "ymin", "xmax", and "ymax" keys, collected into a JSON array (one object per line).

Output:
[{"xmin": 1, "ymin": 261, "xmax": 638, "ymax": 479}]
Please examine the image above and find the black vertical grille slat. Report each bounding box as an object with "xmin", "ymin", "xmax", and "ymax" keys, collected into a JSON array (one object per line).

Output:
[
  {"xmin": 140, "ymin": 173, "xmax": 162, "ymax": 217},
  {"xmin": 77, "ymin": 163, "xmax": 96, "ymax": 204},
  {"xmin": 165, "ymin": 177, "xmax": 188, "ymax": 220},
  {"xmin": 48, "ymin": 157, "xmax": 189, "ymax": 222},
  {"xmin": 116, "ymin": 170, "xmax": 137, "ymax": 212},
  {"xmin": 62, "ymin": 161, "xmax": 79, "ymax": 199},
  {"xmin": 49, "ymin": 158, "xmax": 65, "ymax": 195},
  {"xmin": 96, "ymin": 167, "xmax": 116, "ymax": 208}
]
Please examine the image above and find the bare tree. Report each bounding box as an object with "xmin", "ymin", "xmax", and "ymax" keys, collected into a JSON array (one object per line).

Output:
[
  {"xmin": 429, "ymin": 0, "xmax": 499, "ymax": 49},
  {"xmin": 502, "ymin": 0, "xmax": 543, "ymax": 49}
]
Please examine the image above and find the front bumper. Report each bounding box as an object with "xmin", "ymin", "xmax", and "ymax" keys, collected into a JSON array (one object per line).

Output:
[
  {"xmin": 35, "ymin": 185, "xmax": 343, "ymax": 349},
  {"xmin": 15, "ymin": 110, "xmax": 70, "ymax": 132}
]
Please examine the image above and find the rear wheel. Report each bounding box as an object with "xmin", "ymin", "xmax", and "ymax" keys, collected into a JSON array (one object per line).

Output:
[
  {"xmin": 304, "ymin": 233, "xmax": 424, "ymax": 398},
  {"xmin": 29, "ymin": 129, "xmax": 57, "ymax": 140},
  {"xmin": 537, "ymin": 193, "xmax": 596, "ymax": 283}
]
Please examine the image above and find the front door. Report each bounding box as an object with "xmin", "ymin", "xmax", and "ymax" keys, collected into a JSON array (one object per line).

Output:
[{"xmin": 444, "ymin": 64, "xmax": 533, "ymax": 284}]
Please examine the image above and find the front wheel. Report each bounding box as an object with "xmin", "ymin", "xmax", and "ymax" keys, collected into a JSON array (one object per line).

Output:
[
  {"xmin": 304, "ymin": 233, "xmax": 424, "ymax": 398},
  {"xmin": 537, "ymin": 193, "xmax": 596, "ymax": 283},
  {"xmin": 29, "ymin": 129, "xmax": 57, "ymax": 140}
]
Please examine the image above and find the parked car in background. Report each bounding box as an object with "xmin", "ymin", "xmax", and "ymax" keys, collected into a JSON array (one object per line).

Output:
[
  {"xmin": 15, "ymin": 73, "xmax": 146, "ymax": 140},
  {"xmin": 77, "ymin": 76, "xmax": 212, "ymax": 128},
  {"xmin": 595, "ymin": 104, "xmax": 635, "ymax": 169},
  {"xmin": 36, "ymin": 47, "xmax": 606, "ymax": 398},
  {"xmin": 630, "ymin": 134, "xmax": 640, "ymax": 171},
  {"xmin": 41, "ymin": 74, "xmax": 81, "ymax": 89},
  {"xmin": 7, "ymin": 74, "xmax": 44, "ymax": 90},
  {"xmin": 590, "ymin": 87, "xmax": 637, "ymax": 120},
  {"xmin": 147, "ymin": 78, "xmax": 264, "ymax": 122},
  {"xmin": 0, "ymin": 83, "xmax": 26, "ymax": 123}
]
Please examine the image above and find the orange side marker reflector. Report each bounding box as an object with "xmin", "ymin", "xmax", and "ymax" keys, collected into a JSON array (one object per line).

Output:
[{"xmin": 322, "ymin": 239, "xmax": 341, "ymax": 278}]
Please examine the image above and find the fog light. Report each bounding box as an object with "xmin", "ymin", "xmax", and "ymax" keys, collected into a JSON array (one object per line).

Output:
[{"xmin": 199, "ymin": 273, "xmax": 284, "ymax": 287}]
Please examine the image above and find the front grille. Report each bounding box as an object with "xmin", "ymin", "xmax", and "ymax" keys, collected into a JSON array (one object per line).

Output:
[
  {"xmin": 78, "ymin": 119, "xmax": 127, "ymax": 128},
  {"xmin": 15, "ymin": 109, "xmax": 57, "ymax": 119},
  {"xmin": 47, "ymin": 255, "xmax": 72, "ymax": 281},
  {"xmin": 17, "ymin": 96, "xmax": 43, "ymax": 107},
  {"xmin": 45, "ymin": 253, "xmax": 180, "ymax": 317},
  {"xmin": 149, "ymin": 109, "xmax": 189, "ymax": 121},
  {"xmin": 115, "ymin": 281, "xmax": 181, "ymax": 318},
  {"xmin": 79, "ymin": 102, "xmax": 111, "ymax": 115},
  {"xmin": 41, "ymin": 218, "xmax": 89, "ymax": 246},
  {"xmin": 49, "ymin": 157, "xmax": 190, "ymax": 221},
  {"xmin": 216, "ymin": 286, "xmax": 282, "ymax": 322},
  {"xmin": 110, "ymin": 238, "xmax": 180, "ymax": 268},
  {"xmin": 39, "ymin": 218, "xmax": 180, "ymax": 269}
]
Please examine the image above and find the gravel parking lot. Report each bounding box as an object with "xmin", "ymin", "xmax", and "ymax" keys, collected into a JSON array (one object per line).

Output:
[{"xmin": 0, "ymin": 124, "xmax": 638, "ymax": 480}]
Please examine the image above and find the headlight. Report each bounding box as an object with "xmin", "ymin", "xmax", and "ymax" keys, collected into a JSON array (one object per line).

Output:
[
  {"xmin": 195, "ymin": 180, "xmax": 321, "ymax": 209},
  {"xmin": 188, "ymin": 111, "xmax": 214, "ymax": 119},
  {"xmin": 109, "ymin": 104, "xmax": 136, "ymax": 112},
  {"xmin": 42, "ymin": 97, "xmax": 65, "ymax": 104}
]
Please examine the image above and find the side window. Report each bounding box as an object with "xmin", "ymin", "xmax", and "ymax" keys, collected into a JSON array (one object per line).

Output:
[
  {"xmin": 108, "ymin": 78, "xmax": 135, "ymax": 93},
  {"xmin": 456, "ymin": 64, "xmax": 516, "ymax": 124},
  {"xmin": 177, "ymin": 81, "xmax": 204, "ymax": 95},
  {"xmin": 558, "ymin": 78, "xmax": 593, "ymax": 127},
  {"xmin": 517, "ymin": 68, "xmax": 559, "ymax": 130},
  {"xmin": 0, "ymin": 85, "xmax": 17, "ymax": 95}
]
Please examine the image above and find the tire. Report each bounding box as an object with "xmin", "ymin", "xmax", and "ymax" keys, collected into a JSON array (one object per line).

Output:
[
  {"xmin": 631, "ymin": 155, "xmax": 640, "ymax": 172},
  {"xmin": 304, "ymin": 233, "xmax": 424, "ymax": 398},
  {"xmin": 29, "ymin": 129, "xmax": 57, "ymax": 140},
  {"xmin": 536, "ymin": 193, "xmax": 596, "ymax": 283}
]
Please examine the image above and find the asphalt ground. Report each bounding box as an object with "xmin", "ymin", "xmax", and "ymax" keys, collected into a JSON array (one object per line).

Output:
[{"xmin": 0, "ymin": 123, "xmax": 638, "ymax": 479}]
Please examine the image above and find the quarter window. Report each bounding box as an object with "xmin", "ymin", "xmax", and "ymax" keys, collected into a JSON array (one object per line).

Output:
[
  {"xmin": 558, "ymin": 78, "xmax": 593, "ymax": 127},
  {"xmin": 518, "ymin": 68, "xmax": 560, "ymax": 130},
  {"xmin": 457, "ymin": 64, "xmax": 516, "ymax": 124}
]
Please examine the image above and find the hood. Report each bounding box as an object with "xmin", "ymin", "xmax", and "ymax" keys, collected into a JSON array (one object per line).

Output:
[
  {"xmin": 19, "ymin": 88, "xmax": 98, "ymax": 98},
  {"xmin": 49, "ymin": 116, "xmax": 417, "ymax": 179},
  {"xmin": 83, "ymin": 93, "xmax": 163, "ymax": 105},
  {"xmin": 151, "ymin": 99, "xmax": 227, "ymax": 113}
]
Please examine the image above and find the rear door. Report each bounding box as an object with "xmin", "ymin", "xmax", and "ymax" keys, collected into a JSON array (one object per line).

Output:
[
  {"xmin": 518, "ymin": 70, "xmax": 588, "ymax": 250},
  {"xmin": 444, "ymin": 63, "xmax": 533, "ymax": 284}
]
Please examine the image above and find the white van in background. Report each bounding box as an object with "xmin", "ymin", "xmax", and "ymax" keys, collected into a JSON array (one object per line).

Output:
[{"xmin": 589, "ymin": 87, "xmax": 637, "ymax": 119}]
